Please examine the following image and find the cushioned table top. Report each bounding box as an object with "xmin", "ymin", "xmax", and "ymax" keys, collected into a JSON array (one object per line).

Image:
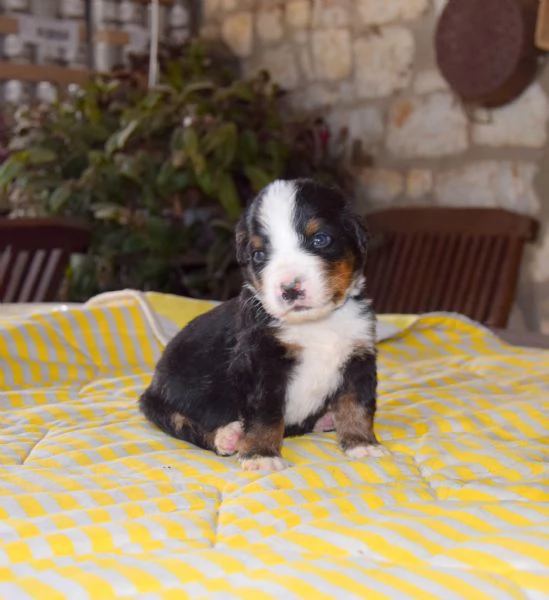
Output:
[{"xmin": 0, "ymin": 292, "xmax": 548, "ymax": 599}]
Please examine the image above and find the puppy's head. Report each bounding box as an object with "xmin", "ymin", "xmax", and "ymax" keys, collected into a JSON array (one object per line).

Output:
[{"xmin": 235, "ymin": 179, "xmax": 367, "ymax": 323}]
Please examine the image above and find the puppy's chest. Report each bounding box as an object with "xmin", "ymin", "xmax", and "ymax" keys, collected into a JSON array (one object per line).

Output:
[{"xmin": 277, "ymin": 303, "xmax": 374, "ymax": 426}]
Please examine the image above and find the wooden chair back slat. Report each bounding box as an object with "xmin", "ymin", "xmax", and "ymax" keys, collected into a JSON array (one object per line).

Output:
[
  {"xmin": 474, "ymin": 236, "xmax": 505, "ymax": 324},
  {"xmin": 21, "ymin": 250, "xmax": 47, "ymax": 302},
  {"xmin": 365, "ymin": 208, "xmax": 538, "ymax": 328},
  {"xmin": 0, "ymin": 219, "xmax": 90, "ymax": 303},
  {"xmin": 424, "ymin": 234, "xmax": 456, "ymax": 312}
]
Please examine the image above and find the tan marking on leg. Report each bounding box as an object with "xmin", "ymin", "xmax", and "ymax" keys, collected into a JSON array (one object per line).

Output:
[
  {"xmin": 238, "ymin": 420, "xmax": 284, "ymax": 460},
  {"xmin": 333, "ymin": 392, "xmax": 386, "ymax": 457},
  {"xmin": 171, "ymin": 412, "xmax": 188, "ymax": 433}
]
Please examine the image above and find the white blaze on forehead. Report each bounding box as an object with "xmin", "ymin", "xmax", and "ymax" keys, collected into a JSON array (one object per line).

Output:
[
  {"xmin": 257, "ymin": 180, "xmax": 300, "ymax": 257},
  {"xmin": 255, "ymin": 179, "xmax": 329, "ymax": 321}
]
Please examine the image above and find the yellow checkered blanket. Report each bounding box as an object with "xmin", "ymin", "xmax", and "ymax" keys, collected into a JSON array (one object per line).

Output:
[{"xmin": 1, "ymin": 292, "xmax": 548, "ymax": 599}]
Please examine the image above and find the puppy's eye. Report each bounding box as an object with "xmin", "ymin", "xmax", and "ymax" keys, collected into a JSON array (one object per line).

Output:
[
  {"xmin": 312, "ymin": 232, "xmax": 332, "ymax": 249},
  {"xmin": 252, "ymin": 250, "xmax": 266, "ymax": 265}
]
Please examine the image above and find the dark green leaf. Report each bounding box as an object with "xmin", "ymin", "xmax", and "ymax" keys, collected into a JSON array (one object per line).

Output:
[
  {"xmin": 49, "ymin": 184, "xmax": 73, "ymax": 214},
  {"xmin": 25, "ymin": 147, "xmax": 58, "ymax": 165},
  {"xmin": 106, "ymin": 119, "xmax": 140, "ymax": 154},
  {"xmin": 244, "ymin": 165, "xmax": 273, "ymax": 192},
  {"xmin": 183, "ymin": 128, "xmax": 199, "ymax": 154},
  {"xmin": 0, "ymin": 158, "xmax": 23, "ymax": 190},
  {"xmin": 216, "ymin": 173, "xmax": 241, "ymax": 221},
  {"xmin": 196, "ymin": 168, "xmax": 213, "ymax": 195}
]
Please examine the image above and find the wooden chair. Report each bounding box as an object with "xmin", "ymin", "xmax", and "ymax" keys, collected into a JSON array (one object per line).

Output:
[
  {"xmin": 0, "ymin": 218, "xmax": 90, "ymax": 303},
  {"xmin": 364, "ymin": 207, "xmax": 538, "ymax": 328}
]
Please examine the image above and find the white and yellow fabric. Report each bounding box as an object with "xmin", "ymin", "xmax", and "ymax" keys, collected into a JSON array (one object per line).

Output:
[{"xmin": 0, "ymin": 292, "xmax": 548, "ymax": 599}]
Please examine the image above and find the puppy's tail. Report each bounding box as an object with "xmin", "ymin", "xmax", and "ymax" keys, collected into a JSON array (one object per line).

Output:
[{"xmin": 139, "ymin": 387, "xmax": 213, "ymax": 451}]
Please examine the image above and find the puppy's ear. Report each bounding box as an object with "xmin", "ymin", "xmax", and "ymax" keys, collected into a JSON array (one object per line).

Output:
[
  {"xmin": 235, "ymin": 215, "xmax": 249, "ymax": 265},
  {"xmin": 345, "ymin": 210, "xmax": 369, "ymax": 256}
]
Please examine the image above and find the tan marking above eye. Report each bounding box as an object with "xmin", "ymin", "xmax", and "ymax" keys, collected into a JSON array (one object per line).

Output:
[
  {"xmin": 305, "ymin": 218, "xmax": 322, "ymax": 237},
  {"xmin": 251, "ymin": 235, "xmax": 264, "ymax": 250}
]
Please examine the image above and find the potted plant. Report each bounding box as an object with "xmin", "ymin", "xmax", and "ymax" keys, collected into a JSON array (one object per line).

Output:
[{"xmin": 0, "ymin": 40, "xmax": 350, "ymax": 301}]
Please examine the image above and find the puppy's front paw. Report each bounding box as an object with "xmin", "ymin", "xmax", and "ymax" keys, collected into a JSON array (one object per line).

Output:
[
  {"xmin": 240, "ymin": 456, "xmax": 286, "ymax": 471},
  {"xmin": 214, "ymin": 421, "xmax": 243, "ymax": 456},
  {"xmin": 345, "ymin": 444, "xmax": 390, "ymax": 459}
]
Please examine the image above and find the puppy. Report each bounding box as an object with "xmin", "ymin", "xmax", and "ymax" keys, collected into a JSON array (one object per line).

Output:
[{"xmin": 140, "ymin": 179, "xmax": 387, "ymax": 470}]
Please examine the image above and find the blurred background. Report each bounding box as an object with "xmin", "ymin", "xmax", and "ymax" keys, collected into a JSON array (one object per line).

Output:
[{"xmin": 1, "ymin": 0, "xmax": 548, "ymax": 335}]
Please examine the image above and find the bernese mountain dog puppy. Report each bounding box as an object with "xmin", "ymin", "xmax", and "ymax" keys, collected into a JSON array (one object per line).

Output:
[{"xmin": 140, "ymin": 179, "xmax": 387, "ymax": 470}]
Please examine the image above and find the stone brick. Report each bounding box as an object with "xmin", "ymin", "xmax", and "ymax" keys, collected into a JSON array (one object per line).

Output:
[
  {"xmin": 472, "ymin": 84, "xmax": 549, "ymax": 149},
  {"xmin": 257, "ymin": 6, "xmax": 284, "ymax": 44},
  {"xmin": 202, "ymin": 0, "xmax": 220, "ymax": 18},
  {"xmin": 290, "ymin": 81, "xmax": 354, "ymax": 111},
  {"xmin": 312, "ymin": 0, "xmax": 350, "ymax": 28},
  {"xmin": 221, "ymin": 12, "xmax": 253, "ymax": 58},
  {"xmin": 292, "ymin": 29, "xmax": 309, "ymax": 45},
  {"xmin": 354, "ymin": 27, "xmax": 415, "ymax": 98},
  {"xmin": 386, "ymin": 93, "xmax": 468, "ymax": 158},
  {"xmin": 286, "ymin": 0, "xmax": 311, "ymax": 28},
  {"xmin": 291, "ymin": 83, "xmax": 336, "ymax": 111},
  {"xmin": 327, "ymin": 106, "xmax": 384, "ymax": 149},
  {"xmin": 359, "ymin": 167, "xmax": 404, "ymax": 204},
  {"xmin": 312, "ymin": 29, "xmax": 352, "ymax": 81},
  {"xmin": 200, "ymin": 24, "xmax": 220, "ymax": 40},
  {"xmin": 434, "ymin": 161, "xmax": 540, "ymax": 216},
  {"xmin": 406, "ymin": 169, "xmax": 433, "ymax": 199},
  {"xmin": 257, "ymin": 46, "xmax": 299, "ymax": 90},
  {"xmin": 357, "ymin": 0, "xmax": 428, "ymax": 25},
  {"xmin": 413, "ymin": 68, "xmax": 449, "ymax": 95},
  {"xmin": 297, "ymin": 44, "xmax": 315, "ymax": 82},
  {"xmin": 222, "ymin": 0, "xmax": 238, "ymax": 11}
]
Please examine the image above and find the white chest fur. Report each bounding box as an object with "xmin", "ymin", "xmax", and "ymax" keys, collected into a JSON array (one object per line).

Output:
[{"xmin": 277, "ymin": 300, "xmax": 375, "ymax": 426}]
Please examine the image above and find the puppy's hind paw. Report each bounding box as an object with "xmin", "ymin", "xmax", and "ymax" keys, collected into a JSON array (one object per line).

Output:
[
  {"xmin": 345, "ymin": 444, "xmax": 390, "ymax": 459},
  {"xmin": 240, "ymin": 456, "xmax": 286, "ymax": 472},
  {"xmin": 313, "ymin": 411, "xmax": 335, "ymax": 432},
  {"xmin": 214, "ymin": 421, "xmax": 243, "ymax": 456}
]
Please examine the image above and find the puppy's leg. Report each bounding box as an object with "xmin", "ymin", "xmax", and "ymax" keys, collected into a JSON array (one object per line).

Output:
[
  {"xmin": 140, "ymin": 389, "xmax": 242, "ymax": 456},
  {"xmin": 332, "ymin": 353, "xmax": 389, "ymax": 458},
  {"xmin": 231, "ymin": 333, "xmax": 290, "ymax": 472},
  {"xmin": 238, "ymin": 419, "xmax": 285, "ymax": 471}
]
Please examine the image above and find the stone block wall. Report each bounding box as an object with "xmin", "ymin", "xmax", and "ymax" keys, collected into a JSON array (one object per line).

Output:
[{"xmin": 204, "ymin": 0, "xmax": 549, "ymax": 333}]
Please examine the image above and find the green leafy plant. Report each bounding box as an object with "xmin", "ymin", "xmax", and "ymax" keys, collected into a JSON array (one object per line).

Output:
[{"xmin": 0, "ymin": 40, "xmax": 351, "ymax": 301}]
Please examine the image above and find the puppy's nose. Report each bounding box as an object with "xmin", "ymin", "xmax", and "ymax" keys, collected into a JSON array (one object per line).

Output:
[{"xmin": 280, "ymin": 279, "xmax": 304, "ymax": 303}]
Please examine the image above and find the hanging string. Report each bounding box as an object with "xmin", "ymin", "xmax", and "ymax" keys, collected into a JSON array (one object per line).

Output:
[{"xmin": 148, "ymin": 0, "xmax": 160, "ymax": 88}]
